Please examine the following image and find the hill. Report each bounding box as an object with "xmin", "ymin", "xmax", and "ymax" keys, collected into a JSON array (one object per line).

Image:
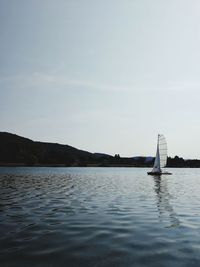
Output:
[
  {"xmin": 0, "ymin": 132, "xmax": 154, "ymax": 167},
  {"xmin": 0, "ymin": 132, "xmax": 93, "ymax": 166}
]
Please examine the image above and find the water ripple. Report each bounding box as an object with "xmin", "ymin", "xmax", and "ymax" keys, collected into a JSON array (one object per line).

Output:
[{"xmin": 1, "ymin": 167, "xmax": 200, "ymax": 266}]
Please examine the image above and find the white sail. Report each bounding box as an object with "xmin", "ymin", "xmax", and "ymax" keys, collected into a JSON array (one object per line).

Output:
[
  {"xmin": 158, "ymin": 134, "xmax": 167, "ymax": 168},
  {"xmin": 152, "ymin": 134, "xmax": 167, "ymax": 172},
  {"xmin": 152, "ymin": 136, "xmax": 161, "ymax": 172}
]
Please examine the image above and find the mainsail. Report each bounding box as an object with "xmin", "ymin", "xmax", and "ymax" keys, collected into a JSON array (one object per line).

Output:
[
  {"xmin": 158, "ymin": 134, "xmax": 167, "ymax": 168},
  {"xmin": 152, "ymin": 134, "xmax": 167, "ymax": 173}
]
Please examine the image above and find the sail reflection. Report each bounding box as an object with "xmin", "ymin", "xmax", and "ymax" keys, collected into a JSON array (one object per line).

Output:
[{"xmin": 153, "ymin": 175, "xmax": 180, "ymax": 227}]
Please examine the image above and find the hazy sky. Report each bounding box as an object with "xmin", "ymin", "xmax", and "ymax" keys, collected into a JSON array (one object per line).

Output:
[{"xmin": 1, "ymin": 0, "xmax": 200, "ymax": 158}]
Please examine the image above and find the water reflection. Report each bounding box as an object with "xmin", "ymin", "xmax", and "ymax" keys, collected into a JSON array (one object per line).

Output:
[{"xmin": 153, "ymin": 175, "xmax": 180, "ymax": 227}]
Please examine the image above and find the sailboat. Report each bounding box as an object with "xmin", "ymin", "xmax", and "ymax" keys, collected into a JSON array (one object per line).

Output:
[{"xmin": 147, "ymin": 134, "xmax": 172, "ymax": 175}]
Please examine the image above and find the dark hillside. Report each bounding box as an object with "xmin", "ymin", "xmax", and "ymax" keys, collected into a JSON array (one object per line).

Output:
[{"xmin": 0, "ymin": 132, "xmax": 93, "ymax": 166}]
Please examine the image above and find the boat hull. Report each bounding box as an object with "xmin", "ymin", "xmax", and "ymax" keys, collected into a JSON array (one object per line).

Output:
[{"xmin": 147, "ymin": 171, "xmax": 172, "ymax": 175}]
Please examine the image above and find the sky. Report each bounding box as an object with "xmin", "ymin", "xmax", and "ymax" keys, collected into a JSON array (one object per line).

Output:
[{"xmin": 1, "ymin": 0, "xmax": 200, "ymax": 158}]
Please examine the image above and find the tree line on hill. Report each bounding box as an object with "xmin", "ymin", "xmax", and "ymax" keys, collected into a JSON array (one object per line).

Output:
[{"xmin": 0, "ymin": 132, "xmax": 200, "ymax": 167}]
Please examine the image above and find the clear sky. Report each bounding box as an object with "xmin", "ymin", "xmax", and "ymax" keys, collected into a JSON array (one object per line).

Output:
[{"xmin": 0, "ymin": 0, "xmax": 200, "ymax": 158}]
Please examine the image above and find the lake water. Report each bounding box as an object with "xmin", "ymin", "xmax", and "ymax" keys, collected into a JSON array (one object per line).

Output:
[{"xmin": 0, "ymin": 167, "xmax": 200, "ymax": 267}]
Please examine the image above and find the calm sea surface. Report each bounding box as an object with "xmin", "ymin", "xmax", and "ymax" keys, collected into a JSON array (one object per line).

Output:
[{"xmin": 1, "ymin": 167, "xmax": 200, "ymax": 267}]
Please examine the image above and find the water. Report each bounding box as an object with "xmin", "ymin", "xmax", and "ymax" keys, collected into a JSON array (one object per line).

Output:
[{"xmin": 0, "ymin": 167, "xmax": 200, "ymax": 267}]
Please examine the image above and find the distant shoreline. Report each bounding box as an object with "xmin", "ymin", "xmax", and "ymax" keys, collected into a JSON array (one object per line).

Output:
[
  {"xmin": 1, "ymin": 132, "xmax": 200, "ymax": 168},
  {"xmin": 0, "ymin": 163, "xmax": 148, "ymax": 167},
  {"xmin": 0, "ymin": 163, "xmax": 198, "ymax": 168}
]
